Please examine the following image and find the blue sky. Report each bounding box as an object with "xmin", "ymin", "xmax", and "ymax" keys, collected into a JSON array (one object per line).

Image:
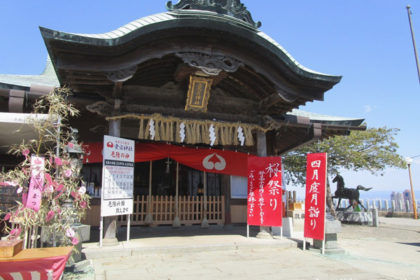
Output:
[{"xmin": 0, "ymin": 1, "xmax": 419, "ymax": 199}]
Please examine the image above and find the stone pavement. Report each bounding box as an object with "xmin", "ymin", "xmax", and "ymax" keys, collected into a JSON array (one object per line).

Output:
[{"xmin": 70, "ymin": 217, "xmax": 420, "ymax": 280}]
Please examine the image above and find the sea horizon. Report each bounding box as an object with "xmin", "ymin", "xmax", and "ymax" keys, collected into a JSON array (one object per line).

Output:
[{"xmin": 293, "ymin": 189, "xmax": 420, "ymax": 202}]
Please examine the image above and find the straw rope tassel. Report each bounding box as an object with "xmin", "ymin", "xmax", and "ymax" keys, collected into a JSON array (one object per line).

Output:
[
  {"xmin": 138, "ymin": 119, "xmax": 145, "ymax": 139},
  {"xmin": 203, "ymin": 123, "xmax": 210, "ymax": 145},
  {"xmin": 186, "ymin": 123, "xmax": 193, "ymax": 144},
  {"xmin": 168, "ymin": 121, "xmax": 174, "ymax": 142},
  {"xmin": 156, "ymin": 120, "xmax": 161, "ymax": 141},
  {"xmin": 109, "ymin": 113, "xmax": 262, "ymax": 146},
  {"xmin": 245, "ymin": 127, "xmax": 254, "ymax": 146},
  {"xmin": 161, "ymin": 121, "xmax": 167, "ymax": 141}
]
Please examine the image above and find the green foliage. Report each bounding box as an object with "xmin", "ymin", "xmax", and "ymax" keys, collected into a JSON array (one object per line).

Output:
[{"xmin": 283, "ymin": 127, "xmax": 407, "ymax": 186}]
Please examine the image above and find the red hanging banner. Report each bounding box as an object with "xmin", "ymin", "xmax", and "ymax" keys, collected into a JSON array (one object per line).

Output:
[
  {"xmin": 82, "ymin": 142, "xmax": 249, "ymax": 177},
  {"xmin": 304, "ymin": 153, "xmax": 327, "ymax": 240},
  {"xmin": 247, "ymin": 156, "xmax": 283, "ymax": 227}
]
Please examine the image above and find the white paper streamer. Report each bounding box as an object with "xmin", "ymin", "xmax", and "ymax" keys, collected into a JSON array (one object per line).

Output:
[
  {"xmin": 149, "ymin": 119, "xmax": 155, "ymax": 140},
  {"xmin": 237, "ymin": 126, "xmax": 245, "ymax": 146},
  {"xmin": 209, "ymin": 124, "xmax": 216, "ymax": 146},
  {"xmin": 180, "ymin": 122, "xmax": 186, "ymax": 143}
]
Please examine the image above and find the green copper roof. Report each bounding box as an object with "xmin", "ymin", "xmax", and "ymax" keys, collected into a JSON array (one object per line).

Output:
[
  {"xmin": 40, "ymin": 10, "xmax": 340, "ymax": 84},
  {"xmin": 288, "ymin": 109, "xmax": 364, "ymax": 126},
  {"xmin": 72, "ymin": 13, "xmax": 176, "ymax": 40},
  {"xmin": 0, "ymin": 57, "xmax": 59, "ymax": 90}
]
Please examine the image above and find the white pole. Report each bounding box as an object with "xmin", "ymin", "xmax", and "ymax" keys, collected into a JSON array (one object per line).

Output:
[
  {"xmin": 322, "ymin": 155, "xmax": 327, "ymax": 255},
  {"xmin": 145, "ymin": 161, "xmax": 153, "ymax": 224},
  {"xmin": 173, "ymin": 162, "xmax": 181, "ymax": 227},
  {"xmin": 176, "ymin": 162, "xmax": 179, "ymax": 217},
  {"xmin": 201, "ymin": 171, "xmax": 209, "ymax": 228},
  {"xmin": 303, "ymin": 238, "xmax": 306, "ymax": 250},
  {"xmin": 127, "ymin": 214, "xmax": 131, "ymax": 243},
  {"xmin": 280, "ymin": 227, "xmax": 283, "ymax": 240},
  {"xmin": 247, "ymin": 224, "xmax": 249, "ymax": 238},
  {"xmin": 99, "ymin": 217, "xmax": 103, "ymax": 247}
]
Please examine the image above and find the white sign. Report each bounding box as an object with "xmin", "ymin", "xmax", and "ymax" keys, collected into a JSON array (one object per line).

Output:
[{"xmin": 101, "ymin": 135, "xmax": 134, "ymax": 217}]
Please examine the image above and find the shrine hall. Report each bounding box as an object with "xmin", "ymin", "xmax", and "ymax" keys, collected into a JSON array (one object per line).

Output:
[{"xmin": 0, "ymin": 0, "xmax": 364, "ymax": 242}]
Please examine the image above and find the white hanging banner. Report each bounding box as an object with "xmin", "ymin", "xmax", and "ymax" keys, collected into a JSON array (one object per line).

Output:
[{"xmin": 101, "ymin": 135, "xmax": 134, "ymax": 217}]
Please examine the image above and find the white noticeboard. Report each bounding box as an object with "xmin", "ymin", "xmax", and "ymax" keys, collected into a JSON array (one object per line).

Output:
[{"xmin": 101, "ymin": 135, "xmax": 134, "ymax": 217}]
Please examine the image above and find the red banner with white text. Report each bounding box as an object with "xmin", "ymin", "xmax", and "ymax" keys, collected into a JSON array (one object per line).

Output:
[
  {"xmin": 83, "ymin": 142, "xmax": 249, "ymax": 177},
  {"xmin": 247, "ymin": 156, "xmax": 283, "ymax": 227},
  {"xmin": 304, "ymin": 153, "xmax": 327, "ymax": 240}
]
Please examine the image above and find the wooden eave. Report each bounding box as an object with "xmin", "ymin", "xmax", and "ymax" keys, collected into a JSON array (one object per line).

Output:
[{"xmin": 40, "ymin": 11, "xmax": 341, "ymax": 124}]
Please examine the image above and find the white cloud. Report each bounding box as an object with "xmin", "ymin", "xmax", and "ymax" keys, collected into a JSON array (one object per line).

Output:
[{"xmin": 364, "ymin": 105, "xmax": 372, "ymax": 113}]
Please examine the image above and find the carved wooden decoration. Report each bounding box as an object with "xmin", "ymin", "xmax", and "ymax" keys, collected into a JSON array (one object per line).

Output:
[
  {"xmin": 166, "ymin": 0, "xmax": 261, "ymax": 28},
  {"xmin": 185, "ymin": 75, "xmax": 213, "ymax": 112},
  {"xmin": 176, "ymin": 52, "xmax": 243, "ymax": 76}
]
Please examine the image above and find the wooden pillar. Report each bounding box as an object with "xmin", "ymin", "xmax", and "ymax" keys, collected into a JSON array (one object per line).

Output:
[
  {"xmin": 173, "ymin": 162, "xmax": 181, "ymax": 227},
  {"xmin": 145, "ymin": 161, "xmax": 154, "ymax": 225},
  {"xmin": 201, "ymin": 171, "xmax": 209, "ymax": 228},
  {"xmin": 256, "ymin": 131, "xmax": 272, "ymax": 239}
]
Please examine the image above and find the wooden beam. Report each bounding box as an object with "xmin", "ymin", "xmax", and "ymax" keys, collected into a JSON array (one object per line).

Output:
[
  {"xmin": 123, "ymin": 84, "xmax": 258, "ymax": 115},
  {"xmin": 124, "ymin": 104, "xmax": 261, "ymax": 124}
]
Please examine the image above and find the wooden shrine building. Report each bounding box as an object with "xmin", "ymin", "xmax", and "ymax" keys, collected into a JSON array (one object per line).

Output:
[{"xmin": 0, "ymin": 1, "xmax": 364, "ymax": 232}]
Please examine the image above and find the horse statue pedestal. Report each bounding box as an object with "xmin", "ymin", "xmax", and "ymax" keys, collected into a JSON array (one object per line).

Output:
[
  {"xmin": 313, "ymin": 214, "xmax": 345, "ymax": 254},
  {"xmin": 336, "ymin": 208, "xmax": 378, "ymax": 226}
]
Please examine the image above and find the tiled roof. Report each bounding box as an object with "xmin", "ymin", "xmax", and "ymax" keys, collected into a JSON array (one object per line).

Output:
[
  {"xmin": 44, "ymin": 11, "xmax": 337, "ymax": 80},
  {"xmin": 73, "ymin": 13, "xmax": 176, "ymax": 40},
  {"xmin": 0, "ymin": 57, "xmax": 59, "ymax": 89}
]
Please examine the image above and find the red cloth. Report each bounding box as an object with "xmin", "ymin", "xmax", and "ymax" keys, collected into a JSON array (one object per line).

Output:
[
  {"xmin": 83, "ymin": 142, "xmax": 249, "ymax": 177},
  {"xmin": 0, "ymin": 247, "xmax": 73, "ymax": 280}
]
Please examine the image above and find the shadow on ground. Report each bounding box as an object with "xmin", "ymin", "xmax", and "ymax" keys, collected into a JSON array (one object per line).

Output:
[
  {"xmin": 88, "ymin": 224, "xmax": 262, "ymax": 243},
  {"xmin": 397, "ymin": 242, "xmax": 420, "ymax": 248}
]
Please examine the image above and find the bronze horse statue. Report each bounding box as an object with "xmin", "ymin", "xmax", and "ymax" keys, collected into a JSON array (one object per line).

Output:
[{"xmin": 332, "ymin": 174, "xmax": 372, "ymax": 211}]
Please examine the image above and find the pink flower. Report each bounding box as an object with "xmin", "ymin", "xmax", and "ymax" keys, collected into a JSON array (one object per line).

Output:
[
  {"xmin": 16, "ymin": 187, "xmax": 23, "ymax": 194},
  {"xmin": 22, "ymin": 149, "xmax": 30, "ymax": 157},
  {"xmin": 46, "ymin": 210, "xmax": 55, "ymax": 222},
  {"xmin": 80, "ymin": 201, "xmax": 87, "ymax": 209},
  {"xmin": 66, "ymin": 228, "xmax": 75, "ymax": 238},
  {"xmin": 64, "ymin": 169, "xmax": 72, "ymax": 178},
  {"xmin": 67, "ymin": 142, "xmax": 74, "ymax": 149},
  {"xmin": 22, "ymin": 193, "xmax": 28, "ymax": 205},
  {"xmin": 78, "ymin": 186, "xmax": 86, "ymax": 195},
  {"xmin": 44, "ymin": 185, "xmax": 54, "ymax": 194},
  {"xmin": 45, "ymin": 173, "xmax": 52, "ymax": 185},
  {"xmin": 4, "ymin": 213, "xmax": 11, "ymax": 221},
  {"xmin": 54, "ymin": 157, "xmax": 63, "ymax": 166},
  {"xmin": 55, "ymin": 184, "xmax": 64, "ymax": 192},
  {"xmin": 71, "ymin": 237, "xmax": 79, "ymax": 245},
  {"xmin": 71, "ymin": 191, "xmax": 79, "ymax": 200},
  {"xmin": 9, "ymin": 227, "xmax": 22, "ymax": 239}
]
